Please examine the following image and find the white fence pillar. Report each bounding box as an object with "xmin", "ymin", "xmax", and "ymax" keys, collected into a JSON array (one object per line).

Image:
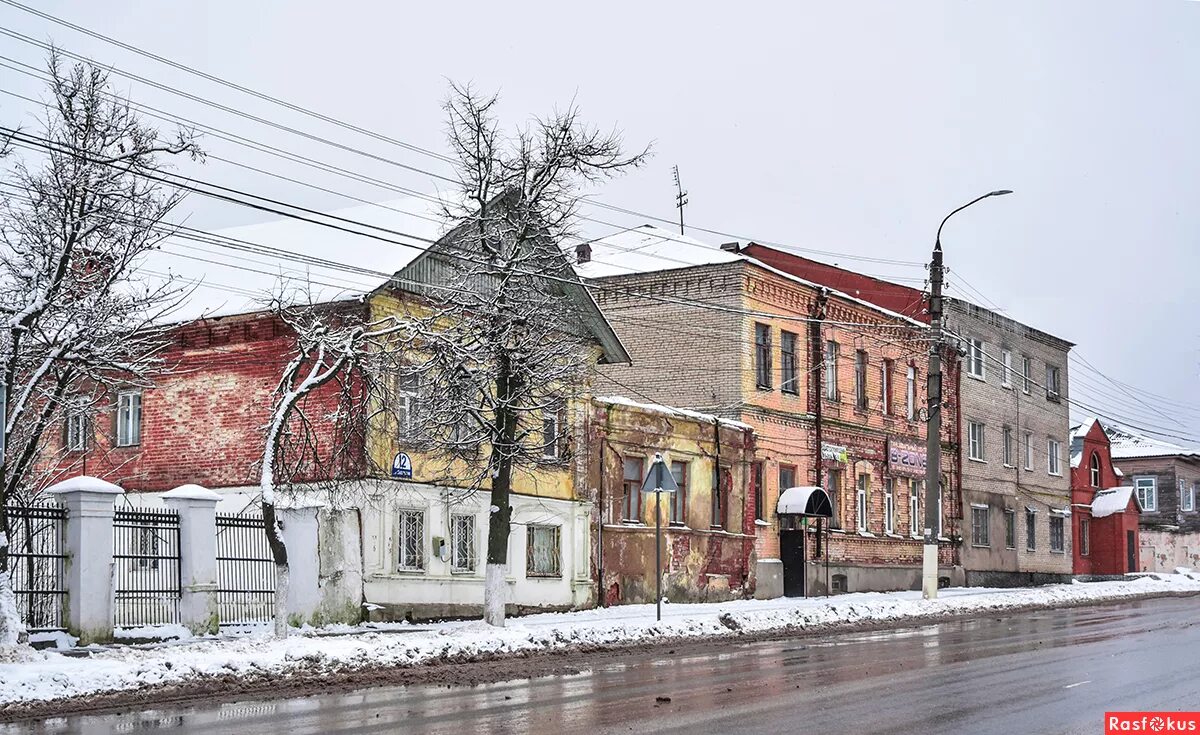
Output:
[
  {"xmin": 45, "ymin": 476, "xmax": 123, "ymax": 645},
  {"xmin": 278, "ymin": 505, "xmax": 321, "ymax": 626},
  {"xmin": 163, "ymin": 485, "xmax": 220, "ymax": 635}
]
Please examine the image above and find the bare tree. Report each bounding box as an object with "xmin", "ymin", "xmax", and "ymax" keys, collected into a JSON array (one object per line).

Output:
[
  {"xmin": 0, "ymin": 54, "xmax": 200, "ymax": 646},
  {"xmin": 401, "ymin": 85, "xmax": 647, "ymax": 627}
]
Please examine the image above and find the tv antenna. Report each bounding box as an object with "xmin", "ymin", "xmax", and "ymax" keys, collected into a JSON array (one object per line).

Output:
[{"xmin": 672, "ymin": 165, "xmax": 688, "ymax": 235}]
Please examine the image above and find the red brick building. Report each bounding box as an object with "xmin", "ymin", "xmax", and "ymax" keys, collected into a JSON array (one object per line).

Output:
[{"xmin": 1069, "ymin": 419, "xmax": 1141, "ymax": 575}]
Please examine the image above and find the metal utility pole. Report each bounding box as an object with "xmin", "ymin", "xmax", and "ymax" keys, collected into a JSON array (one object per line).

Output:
[
  {"xmin": 672, "ymin": 165, "xmax": 688, "ymax": 235},
  {"xmin": 640, "ymin": 453, "xmax": 678, "ymax": 621},
  {"xmin": 922, "ymin": 189, "xmax": 1012, "ymax": 601}
]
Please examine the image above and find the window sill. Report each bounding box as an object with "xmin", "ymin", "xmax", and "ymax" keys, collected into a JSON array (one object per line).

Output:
[
  {"xmin": 830, "ymin": 528, "xmax": 846, "ymax": 534},
  {"xmin": 971, "ymin": 543, "xmax": 991, "ymax": 549},
  {"xmin": 668, "ymin": 523, "xmax": 689, "ymax": 529},
  {"xmin": 1003, "ymin": 464, "xmax": 1016, "ymax": 469},
  {"xmin": 395, "ymin": 568, "xmax": 426, "ymax": 575},
  {"xmin": 619, "ymin": 520, "xmax": 645, "ymax": 526},
  {"xmin": 1006, "ymin": 546, "xmax": 1016, "ymax": 551},
  {"xmin": 755, "ymin": 385, "xmax": 774, "ymax": 392},
  {"xmin": 526, "ymin": 574, "xmax": 563, "ymax": 580},
  {"xmin": 967, "ymin": 373, "xmax": 986, "ymax": 382},
  {"xmin": 857, "ymin": 530, "xmax": 875, "ymax": 538},
  {"xmin": 967, "ymin": 457, "xmax": 987, "ymax": 464},
  {"xmin": 780, "ymin": 389, "xmax": 799, "ymax": 397},
  {"xmin": 754, "ymin": 519, "xmax": 770, "ymax": 526},
  {"xmin": 884, "ymin": 532, "xmax": 903, "ymax": 539},
  {"xmin": 1050, "ymin": 550, "xmax": 1066, "ymax": 555},
  {"xmin": 1048, "ymin": 472, "xmax": 1063, "ymax": 477}
]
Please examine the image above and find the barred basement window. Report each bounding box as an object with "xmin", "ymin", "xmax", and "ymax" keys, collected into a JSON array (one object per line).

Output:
[
  {"xmin": 526, "ymin": 525, "xmax": 561, "ymax": 578},
  {"xmin": 450, "ymin": 514, "xmax": 475, "ymax": 573},
  {"xmin": 397, "ymin": 510, "xmax": 425, "ymax": 571}
]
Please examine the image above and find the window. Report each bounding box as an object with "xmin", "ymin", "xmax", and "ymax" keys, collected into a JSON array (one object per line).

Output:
[
  {"xmin": 824, "ymin": 340, "xmax": 839, "ymax": 400},
  {"xmin": 542, "ymin": 412, "xmax": 560, "ymax": 460},
  {"xmin": 909, "ymin": 480, "xmax": 921, "ymax": 536},
  {"xmin": 670, "ymin": 461, "xmax": 688, "ymax": 525},
  {"xmin": 1135, "ymin": 477, "xmax": 1157, "ymax": 512},
  {"xmin": 968, "ymin": 421, "xmax": 986, "ymax": 461},
  {"xmin": 1004, "ymin": 509, "xmax": 1016, "ymax": 549},
  {"xmin": 65, "ymin": 410, "xmax": 89, "ymax": 452},
  {"xmin": 937, "ymin": 481, "xmax": 944, "ymax": 538},
  {"xmin": 450, "ymin": 514, "xmax": 475, "ymax": 573},
  {"xmin": 971, "ymin": 506, "xmax": 990, "ymax": 547},
  {"xmin": 1025, "ymin": 509, "xmax": 1037, "ymax": 551},
  {"xmin": 526, "ymin": 525, "xmax": 561, "ymax": 577},
  {"xmin": 394, "ymin": 373, "xmax": 421, "ymax": 440},
  {"xmin": 779, "ymin": 464, "xmax": 797, "ymax": 492},
  {"xmin": 1002, "ymin": 426, "xmax": 1014, "ymax": 467},
  {"xmin": 854, "ymin": 350, "xmax": 868, "ymax": 409},
  {"xmin": 397, "ymin": 510, "xmax": 425, "ymax": 571},
  {"xmin": 1080, "ymin": 518, "xmax": 1090, "ymax": 556},
  {"xmin": 831, "ymin": 574, "xmax": 848, "ymax": 593},
  {"xmin": 1024, "ymin": 432, "xmax": 1034, "ymax": 471},
  {"xmin": 711, "ymin": 466, "xmax": 729, "ymax": 528},
  {"xmin": 780, "ymin": 331, "xmax": 798, "ymax": 394},
  {"xmin": 906, "ymin": 365, "xmax": 917, "ymax": 421},
  {"xmin": 1050, "ymin": 515, "xmax": 1065, "ymax": 553},
  {"xmin": 881, "ymin": 359, "xmax": 894, "ymax": 415},
  {"xmin": 1090, "ymin": 452, "xmax": 1101, "ymax": 488},
  {"xmin": 755, "ymin": 323, "xmax": 772, "ymax": 389},
  {"xmin": 752, "ymin": 461, "xmax": 764, "ymax": 521},
  {"xmin": 621, "ymin": 456, "xmax": 644, "ymax": 523},
  {"xmin": 1021, "ymin": 355, "xmax": 1032, "ymax": 394},
  {"xmin": 116, "ymin": 391, "xmax": 142, "ymax": 447},
  {"xmin": 884, "ymin": 479, "xmax": 895, "ymax": 534},
  {"xmin": 826, "ymin": 469, "xmax": 842, "ymax": 529},
  {"xmin": 1047, "ymin": 438, "xmax": 1062, "ymax": 476},
  {"xmin": 1045, "ymin": 365, "xmax": 1061, "ymax": 402},
  {"xmin": 1000, "ymin": 349, "xmax": 1012, "ymax": 387},
  {"xmin": 1180, "ymin": 479, "xmax": 1195, "ymax": 513},
  {"xmin": 856, "ymin": 475, "xmax": 869, "ymax": 532},
  {"xmin": 967, "ymin": 337, "xmax": 985, "ymax": 379}
]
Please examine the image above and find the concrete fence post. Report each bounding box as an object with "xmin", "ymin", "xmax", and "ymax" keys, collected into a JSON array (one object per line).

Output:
[
  {"xmin": 163, "ymin": 485, "xmax": 221, "ymax": 635},
  {"xmin": 277, "ymin": 503, "xmax": 322, "ymax": 627},
  {"xmin": 45, "ymin": 475, "xmax": 124, "ymax": 645}
]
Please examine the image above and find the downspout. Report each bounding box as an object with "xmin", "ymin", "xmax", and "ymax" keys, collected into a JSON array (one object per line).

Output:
[
  {"xmin": 954, "ymin": 347, "xmax": 964, "ymax": 568},
  {"xmin": 811, "ymin": 289, "xmax": 829, "ymax": 596},
  {"xmin": 597, "ymin": 404, "xmax": 613, "ymax": 607}
]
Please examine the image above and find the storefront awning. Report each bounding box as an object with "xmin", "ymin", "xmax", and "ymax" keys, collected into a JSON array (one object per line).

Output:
[{"xmin": 777, "ymin": 486, "xmax": 833, "ymax": 518}]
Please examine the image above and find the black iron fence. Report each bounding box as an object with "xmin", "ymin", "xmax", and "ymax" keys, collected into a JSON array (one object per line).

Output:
[
  {"xmin": 112, "ymin": 507, "xmax": 181, "ymax": 627},
  {"xmin": 215, "ymin": 513, "xmax": 275, "ymax": 624},
  {"xmin": 3, "ymin": 502, "xmax": 67, "ymax": 631}
]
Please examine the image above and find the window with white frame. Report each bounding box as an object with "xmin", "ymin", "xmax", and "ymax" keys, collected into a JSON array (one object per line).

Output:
[
  {"xmin": 1049, "ymin": 515, "xmax": 1065, "ymax": 553},
  {"xmin": 394, "ymin": 373, "xmax": 421, "ymax": 440},
  {"xmin": 1180, "ymin": 479, "xmax": 1195, "ymax": 513},
  {"xmin": 780, "ymin": 331, "xmax": 798, "ymax": 394},
  {"xmin": 1090, "ymin": 452, "xmax": 1101, "ymax": 488},
  {"xmin": 1025, "ymin": 508, "xmax": 1037, "ymax": 551},
  {"xmin": 1135, "ymin": 477, "xmax": 1157, "ymax": 512},
  {"xmin": 971, "ymin": 505, "xmax": 990, "ymax": 547},
  {"xmin": 884, "ymin": 479, "xmax": 895, "ymax": 534},
  {"xmin": 1001, "ymin": 349, "xmax": 1013, "ymax": 387},
  {"xmin": 116, "ymin": 391, "xmax": 142, "ymax": 447},
  {"xmin": 1047, "ymin": 438, "xmax": 1062, "ymax": 476},
  {"xmin": 542, "ymin": 411, "xmax": 560, "ymax": 460},
  {"xmin": 526, "ymin": 525, "xmax": 561, "ymax": 577},
  {"xmin": 1024, "ymin": 431, "xmax": 1033, "ymax": 471},
  {"xmin": 906, "ymin": 365, "xmax": 916, "ymax": 421},
  {"xmin": 65, "ymin": 410, "xmax": 89, "ymax": 452},
  {"xmin": 854, "ymin": 350, "xmax": 868, "ymax": 410},
  {"xmin": 909, "ymin": 480, "xmax": 921, "ymax": 536},
  {"xmin": 397, "ymin": 509, "xmax": 425, "ymax": 571},
  {"xmin": 856, "ymin": 475, "xmax": 869, "ymax": 532},
  {"xmin": 1002, "ymin": 426, "xmax": 1014, "ymax": 467},
  {"xmin": 754, "ymin": 323, "xmax": 773, "ymax": 389},
  {"xmin": 450, "ymin": 514, "xmax": 476, "ymax": 573},
  {"xmin": 1021, "ymin": 355, "xmax": 1032, "ymax": 394},
  {"xmin": 824, "ymin": 340, "xmax": 839, "ymax": 400},
  {"xmin": 670, "ymin": 461, "xmax": 688, "ymax": 526},
  {"xmin": 968, "ymin": 421, "xmax": 986, "ymax": 461},
  {"xmin": 1045, "ymin": 365, "xmax": 1061, "ymax": 402},
  {"xmin": 881, "ymin": 359, "xmax": 893, "ymax": 416},
  {"xmin": 967, "ymin": 337, "xmax": 985, "ymax": 379}
]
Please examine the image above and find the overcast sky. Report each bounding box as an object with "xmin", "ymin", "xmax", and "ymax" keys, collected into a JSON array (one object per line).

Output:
[{"xmin": 3, "ymin": 1, "xmax": 1198, "ymax": 441}]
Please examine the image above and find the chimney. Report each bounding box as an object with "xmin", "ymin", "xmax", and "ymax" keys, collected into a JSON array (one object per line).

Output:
[
  {"xmin": 719, "ymin": 241, "xmax": 740, "ymax": 253},
  {"xmin": 575, "ymin": 241, "xmax": 592, "ymax": 264}
]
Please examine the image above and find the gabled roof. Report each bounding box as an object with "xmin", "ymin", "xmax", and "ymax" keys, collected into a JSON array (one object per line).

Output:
[{"xmin": 1090, "ymin": 486, "xmax": 1140, "ymax": 517}]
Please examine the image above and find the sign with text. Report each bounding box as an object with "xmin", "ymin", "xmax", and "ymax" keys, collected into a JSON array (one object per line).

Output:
[
  {"xmin": 1105, "ymin": 712, "xmax": 1199, "ymax": 733},
  {"xmin": 391, "ymin": 452, "xmax": 413, "ymax": 479},
  {"xmin": 887, "ymin": 438, "xmax": 927, "ymax": 478}
]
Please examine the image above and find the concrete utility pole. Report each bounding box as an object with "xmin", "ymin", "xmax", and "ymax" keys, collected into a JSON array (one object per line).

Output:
[{"xmin": 922, "ymin": 190, "xmax": 1012, "ymax": 600}]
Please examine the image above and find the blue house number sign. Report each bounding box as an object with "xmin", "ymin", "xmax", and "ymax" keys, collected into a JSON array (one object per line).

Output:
[{"xmin": 391, "ymin": 452, "xmax": 413, "ymax": 479}]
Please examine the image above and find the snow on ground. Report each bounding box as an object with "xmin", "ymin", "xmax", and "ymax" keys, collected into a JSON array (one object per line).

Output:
[{"xmin": 1, "ymin": 573, "xmax": 1197, "ymax": 707}]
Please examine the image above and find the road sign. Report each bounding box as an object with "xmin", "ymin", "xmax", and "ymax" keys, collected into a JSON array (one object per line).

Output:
[
  {"xmin": 391, "ymin": 452, "xmax": 413, "ymax": 479},
  {"xmin": 640, "ymin": 453, "xmax": 678, "ymax": 494}
]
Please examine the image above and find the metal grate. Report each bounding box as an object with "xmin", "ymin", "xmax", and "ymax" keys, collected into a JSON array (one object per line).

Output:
[
  {"xmin": 215, "ymin": 514, "xmax": 276, "ymax": 625},
  {"xmin": 450, "ymin": 514, "xmax": 475, "ymax": 573},
  {"xmin": 113, "ymin": 508, "xmax": 181, "ymax": 627},
  {"xmin": 4, "ymin": 502, "xmax": 67, "ymax": 631},
  {"xmin": 397, "ymin": 510, "xmax": 425, "ymax": 572}
]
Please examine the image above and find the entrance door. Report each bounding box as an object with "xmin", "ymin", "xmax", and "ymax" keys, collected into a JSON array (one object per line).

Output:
[
  {"xmin": 1127, "ymin": 530, "xmax": 1137, "ymax": 572},
  {"xmin": 781, "ymin": 529, "xmax": 806, "ymax": 597}
]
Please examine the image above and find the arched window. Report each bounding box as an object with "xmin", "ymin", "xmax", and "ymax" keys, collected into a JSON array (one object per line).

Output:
[{"xmin": 1090, "ymin": 452, "xmax": 1101, "ymax": 488}]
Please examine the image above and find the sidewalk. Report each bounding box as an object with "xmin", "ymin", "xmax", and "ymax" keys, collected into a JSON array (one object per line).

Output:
[{"xmin": 2, "ymin": 572, "xmax": 1197, "ymax": 709}]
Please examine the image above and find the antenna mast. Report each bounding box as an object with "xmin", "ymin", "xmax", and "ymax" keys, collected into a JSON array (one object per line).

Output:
[{"xmin": 672, "ymin": 165, "xmax": 688, "ymax": 235}]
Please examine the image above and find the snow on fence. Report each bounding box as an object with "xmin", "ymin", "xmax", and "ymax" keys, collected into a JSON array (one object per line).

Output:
[
  {"xmin": 112, "ymin": 508, "xmax": 182, "ymax": 627},
  {"xmin": 3, "ymin": 501, "xmax": 67, "ymax": 632},
  {"xmin": 215, "ymin": 513, "xmax": 275, "ymax": 625}
]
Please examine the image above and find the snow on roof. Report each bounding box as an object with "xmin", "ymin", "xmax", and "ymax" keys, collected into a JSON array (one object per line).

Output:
[
  {"xmin": 1103, "ymin": 421, "xmax": 1200, "ymax": 460},
  {"xmin": 1091, "ymin": 486, "xmax": 1138, "ymax": 518},
  {"xmin": 573, "ymin": 224, "xmax": 739, "ymax": 279},
  {"xmin": 595, "ymin": 395, "xmax": 754, "ymax": 432},
  {"xmin": 44, "ymin": 475, "xmax": 124, "ymax": 495}
]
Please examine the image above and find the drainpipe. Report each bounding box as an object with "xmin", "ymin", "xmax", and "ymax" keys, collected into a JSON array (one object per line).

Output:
[
  {"xmin": 811, "ymin": 289, "xmax": 829, "ymax": 596},
  {"xmin": 597, "ymin": 405, "xmax": 613, "ymax": 607}
]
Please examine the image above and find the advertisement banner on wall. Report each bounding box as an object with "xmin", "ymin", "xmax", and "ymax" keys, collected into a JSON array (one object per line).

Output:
[{"xmin": 887, "ymin": 438, "xmax": 927, "ymax": 478}]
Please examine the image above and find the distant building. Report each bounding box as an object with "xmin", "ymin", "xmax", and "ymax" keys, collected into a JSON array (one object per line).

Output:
[
  {"xmin": 1069, "ymin": 419, "xmax": 1141, "ymax": 576},
  {"xmin": 1106, "ymin": 423, "xmax": 1200, "ymax": 572}
]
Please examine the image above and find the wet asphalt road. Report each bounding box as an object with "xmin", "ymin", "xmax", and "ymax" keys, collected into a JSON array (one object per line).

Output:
[{"xmin": 8, "ymin": 596, "xmax": 1200, "ymax": 734}]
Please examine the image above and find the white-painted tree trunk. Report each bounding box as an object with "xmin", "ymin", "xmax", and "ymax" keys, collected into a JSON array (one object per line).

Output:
[
  {"xmin": 483, "ymin": 563, "xmax": 506, "ymax": 627},
  {"xmin": 274, "ymin": 564, "xmax": 290, "ymax": 639},
  {"xmin": 0, "ymin": 570, "xmax": 24, "ymax": 648}
]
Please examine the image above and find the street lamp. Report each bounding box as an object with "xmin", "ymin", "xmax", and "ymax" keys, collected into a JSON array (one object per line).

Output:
[{"xmin": 921, "ymin": 189, "xmax": 1012, "ymax": 601}]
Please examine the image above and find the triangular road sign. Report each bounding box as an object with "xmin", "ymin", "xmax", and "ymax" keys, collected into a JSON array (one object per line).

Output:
[{"xmin": 640, "ymin": 453, "xmax": 678, "ymax": 494}]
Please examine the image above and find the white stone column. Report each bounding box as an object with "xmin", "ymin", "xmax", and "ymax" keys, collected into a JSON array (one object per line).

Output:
[
  {"xmin": 45, "ymin": 476, "xmax": 124, "ymax": 645},
  {"xmin": 278, "ymin": 504, "xmax": 321, "ymax": 626},
  {"xmin": 163, "ymin": 485, "xmax": 221, "ymax": 635}
]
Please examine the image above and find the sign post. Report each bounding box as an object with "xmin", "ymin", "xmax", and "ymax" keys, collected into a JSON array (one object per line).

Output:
[{"xmin": 640, "ymin": 452, "xmax": 678, "ymax": 622}]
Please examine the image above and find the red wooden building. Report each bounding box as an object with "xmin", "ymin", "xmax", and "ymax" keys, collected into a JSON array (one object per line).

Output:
[{"xmin": 1070, "ymin": 419, "xmax": 1142, "ymax": 575}]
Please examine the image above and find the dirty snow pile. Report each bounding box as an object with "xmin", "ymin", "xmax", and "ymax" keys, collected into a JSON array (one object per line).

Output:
[{"xmin": 2, "ymin": 573, "xmax": 1197, "ymax": 707}]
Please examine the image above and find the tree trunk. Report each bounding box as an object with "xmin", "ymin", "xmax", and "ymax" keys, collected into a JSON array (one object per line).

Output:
[
  {"xmin": 262, "ymin": 501, "xmax": 290, "ymax": 638},
  {"xmin": 483, "ymin": 355, "xmax": 519, "ymax": 627}
]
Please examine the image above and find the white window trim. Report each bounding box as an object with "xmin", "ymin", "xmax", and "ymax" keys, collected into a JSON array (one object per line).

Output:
[
  {"xmin": 542, "ymin": 413, "xmax": 560, "ymax": 460},
  {"xmin": 1023, "ymin": 432, "xmax": 1034, "ymax": 471},
  {"xmin": 884, "ymin": 481, "xmax": 894, "ymax": 534},
  {"xmin": 856, "ymin": 476, "xmax": 868, "ymax": 533},
  {"xmin": 967, "ymin": 338, "xmax": 986, "ymax": 380},
  {"xmin": 909, "ymin": 480, "xmax": 921, "ymax": 537},
  {"xmin": 1047, "ymin": 438, "xmax": 1062, "ymax": 476},
  {"xmin": 971, "ymin": 504, "xmax": 990, "ymax": 548},
  {"xmin": 116, "ymin": 390, "xmax": 142, "ymax": 447},
  {"xmin": 967, "ymin": 421, "xmax": 986, "ymax": 462},
  {"xmin": 1134, "ymin": 476, "xmax": 1157, "ymax": 512},
  {"xmin": 1021, "ymin": 355, "xmax": 1032, "ymax": 395},
  {"xmin": 1179, "ymin": 479, "xmax": 1195, "ymax": 513},
  {"xmin": 1002, "ymin": 426, "xmax": 1014, "ymax": 468},
  {"xmin": 1000, "ymin": 349, "xmax": 1012, "ymax": 388},
  {"xmin": 396, "ymin": 508, "xmax": 426, "ymax": 573}
]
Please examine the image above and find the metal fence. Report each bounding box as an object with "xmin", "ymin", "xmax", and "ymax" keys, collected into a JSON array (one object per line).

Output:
[
  {"xmin": 215, "ymin": 514, "xmax": 275, "ymax": 624},
  {"xmin": 112, "ymin": 507, "xmax": 181, "ymax": 627},
  {"xmin": 3, "ymin": 502, "xmax": 67, "ymax": 631}
]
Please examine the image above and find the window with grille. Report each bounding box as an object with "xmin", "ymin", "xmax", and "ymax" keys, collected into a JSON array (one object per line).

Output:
[
  {"xmin": 670, "ymin": 461, "xmax": 688, "ymax": 526},
  {"xmin": 971, "ymin": 506, "xmax": 990, "ymax": 547},
  {"xmin": 117, "ymin": 391, "xmax": 142, "ymax": 447},
  {"xmin": 1025, "ymin": 509, "xmax": 1037, "ymax": 551},
  {"xmin": 450, "ymin": 514, "xmax": 475, "ymax": 573},
  {"xmin": 397, "ymin": 510, "xmax": 425, "ymax": 571},
  {"xmin": 526, "ymin": 525, "xmax": 561, "ymax": 577},
  {"xmin": 621, "ymin": 456, "xmax": 644, "ymax": 522},
  {"xmin": 780, "ymin": 331, "xmax": 798, "ymax": 394},
  {"xmin": 65, "ymin": 411, "xmax": 89, "ymax": 452},
  {"xmin": 1004, "ymin": 509, "xmax": 1016, "ymax": 549},
  {"xmin": 1050, "ymin": 515, "xmax": 1065, "ymax": 552},
  {"xmin": 824, "ymin": 341, "xmax": 839, "ymax": 400},
  {"xmin": 854, "ymin": 350, "xmax": 868, "ymax": 409},
  {"xmin": 754, "ymin": 323, "xmax": 772, "ymax": 389}
]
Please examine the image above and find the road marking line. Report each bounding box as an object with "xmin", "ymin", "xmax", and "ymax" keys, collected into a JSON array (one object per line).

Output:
[{"xmin": 1064, "ymin": 680, "xmax": 1092, "ymax": 689}]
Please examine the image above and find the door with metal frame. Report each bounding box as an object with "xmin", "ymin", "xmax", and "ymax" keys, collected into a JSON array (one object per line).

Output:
[{"xmin": 781, "ymin": 529, "xmax": 806, "ymax": 597}]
